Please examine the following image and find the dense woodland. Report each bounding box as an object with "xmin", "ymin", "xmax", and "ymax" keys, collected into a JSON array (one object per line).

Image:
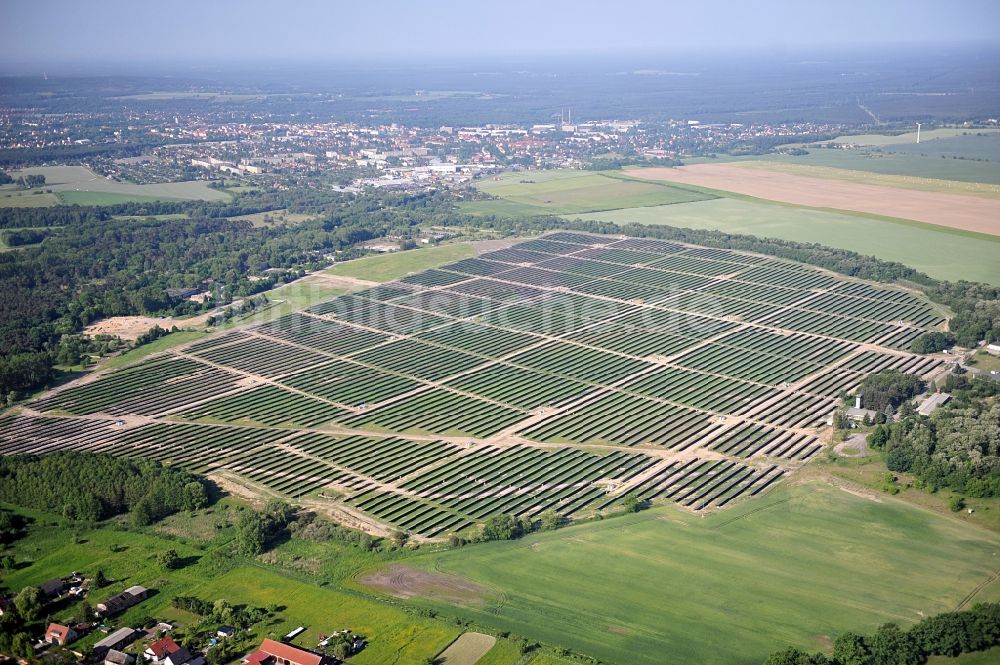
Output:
[
  {"xmin": 868, "ymin": 374, "xmax": 1000, "ymax": 497},
  {"xmin": 0, "ymin": 452, "xmax": 208, "ymax": 524}
]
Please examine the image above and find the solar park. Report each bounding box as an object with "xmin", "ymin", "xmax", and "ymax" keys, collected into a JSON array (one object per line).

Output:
[{"xmin": 0, "ymin": 232, "xmax": 946, "ymax": 539}]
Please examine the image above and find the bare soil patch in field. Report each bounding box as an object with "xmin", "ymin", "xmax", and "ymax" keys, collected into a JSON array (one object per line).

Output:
[
  {"xmin": 361, "ymin": 564, "xmax": 491, "ymax": 605},
  {"xmin": 626, "ymin": 165, "xmax": 1000, "ymax": 236},
  {"xmin": 84, "ymin": 313, "xmax": 213, "ymax": 340}
]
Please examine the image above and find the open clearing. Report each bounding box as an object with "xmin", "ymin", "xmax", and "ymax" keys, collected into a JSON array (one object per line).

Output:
[
  {"xmin": 326, "ymin": 243, "xmax": 478, "ymax": 282},
  {"xmin": 574, "ymin": 197, "xmax": 1000, "ymax": 285},
  {"xmin": 624, "ymin": 164, "xmax": 1000, "ymax": 236},
  {"xmin": 3, "ymin": 232, "xmax": 948, "ymax": 542},
  {"xmin": 7, "ymin": 165, "xmax": 229, "ymax": 203},
  {"xmin": 361, "ymin": 564, "xmax": 493, "ymax": 604},
  {"xmin": 376, "ymin": 480, "xmax": 1000, "ymax": 665},
  {"xmin": 436, "ymin": 632, "xmax": 498, "ymax": 665}
]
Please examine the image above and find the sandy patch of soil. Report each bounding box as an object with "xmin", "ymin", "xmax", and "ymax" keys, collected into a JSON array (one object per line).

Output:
[
  {"xmin": 835, "ymin": 433, "xmax": 871, "ymax": 458},
  {"xmin": 84, "ymin": 314, "xmax": 212, "ymax": 340},
  {"xmin": 625, "ymin": 165, "xmax": 1000, "ymax": 236},
  {"xmin": 360, "ymin": 564, "xmax": 491, "ymax": 604}
]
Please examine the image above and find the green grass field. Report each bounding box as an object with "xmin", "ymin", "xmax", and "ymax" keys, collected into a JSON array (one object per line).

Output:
[
  {"xmin": 0, "ymin": 187, "xmax": 62, "ymax": 207},
  {"xmin": 2, "ymin": 166, "xmax": 230, "ymax": 206},
  {"xmin": 218, "ymin": 278, "xmax": 349, "ymax": 329},
  {"xmin": 467, "ymin": 170, "xmax": 715, "ymax": 216},
  {"xmin": 102, "ymin": 330, "xmax": 209, "ymax": 370},
  {"xmin": 829, "ymin": 127, "xmax": 1000, "ymax": 146},
  {"xmin": 57, "ymin": 191, "xmax": 183, "ymax": 206},
  {"xmin": 375, "ymin": 481, "xmax": 1000, "ymax": 665},
  {"xmin": 227, "ymin": 209, "xmax": 317, "ymax": 227},
  {"xmin": 326, "ymin": 243, "xmax": 478, "ymax": 282},
  {"xmin": 573, "ymin": 197, "xmax": 1000, "ymax": 285}
]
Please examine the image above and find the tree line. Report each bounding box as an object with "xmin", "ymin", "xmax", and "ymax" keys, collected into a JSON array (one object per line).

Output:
[{"xmin": 762, "ymin": 602, "xmax": 1000, "ymax": 664}]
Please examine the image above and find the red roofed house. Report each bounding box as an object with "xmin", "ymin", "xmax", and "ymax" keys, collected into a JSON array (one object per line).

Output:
[
  {"xmin": 145, "ymin": 636, "xmax": 181, "ymax": 662},
  {"xmin": 45, "ymin": 623, "xmax": 78, "ymax": 646},
  {"xmin": 242, "ymin": 639, "xmax": 327, "ymax": 665}
]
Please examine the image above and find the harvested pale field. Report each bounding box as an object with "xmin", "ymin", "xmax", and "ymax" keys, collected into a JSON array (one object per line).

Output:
[
  {"xmin": 625, "ymin": 165, "xmax": 1000, "ymax": 236},
  {"xmin": 435, "ymin": 632, "xmax": 497, "ymax": 665}
]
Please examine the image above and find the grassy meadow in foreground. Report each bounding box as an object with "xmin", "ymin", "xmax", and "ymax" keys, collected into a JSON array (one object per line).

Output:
[{"xmin": 373, "ymin": 480, "xmax": 1000, "ymax": 665}]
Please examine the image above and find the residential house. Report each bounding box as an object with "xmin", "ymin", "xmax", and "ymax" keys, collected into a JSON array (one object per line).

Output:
[
  {"xmin": 164, "ymin": 647, "xmax": 205, "ymax": 665},
  {"xmin": 44, "ymin": 622, "xmax": 78, "ymax": 646},
  {"xmin": 97, "ymin": 585, "xmax": 149, "ymax": 616},
  {"xmin": 39, "ymin": 578, "xmax": 66, "ymax": 599},
  {"xmin": 145, "ymin": 635, "xmax": 181, "ymax": 662},
  {"xmin": 243, "ymin": 638, "xmax": 328, "ymax": 665},
  {"xmin": 216, "ymin": 626, "xmax": 236, "ymax": 639}
]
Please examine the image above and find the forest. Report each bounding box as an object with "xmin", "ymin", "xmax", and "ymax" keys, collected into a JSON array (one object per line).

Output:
[
  {"xmin": 0, "ymin": 452, "xmax": 208, "ymax": 524},
  {"xmin": 0, "ymin": 189, "xmax": 459, "ymax": 398}
]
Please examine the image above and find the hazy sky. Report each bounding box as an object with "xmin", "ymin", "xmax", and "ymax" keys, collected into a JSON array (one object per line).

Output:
[{"xmin": 2, "ymin": 0, "xmax": 999, "ymax": 71}]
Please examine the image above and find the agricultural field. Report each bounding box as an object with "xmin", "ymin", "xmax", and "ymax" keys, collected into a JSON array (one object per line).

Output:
[
  {"xmin": 622, "ymin": 165, "xmax": 1000, "ymax": 236},
  {"xmin": 685, "ymin": 157, "xmax": 1000, "ymax": 196},
  {"xmin": 464, "ymin": 170, "xmax": 715, "ymax": 216},
  {"xmin": 3, "ymin": 165, "xmax": 230, "ymax": 205},
  {"xmin": 2, "ymin": 231, "xmax": 948, "ymax": 541},
  {"xmin": 370, "ymin": 480, "xmax": 1000, "ymax": 665}
]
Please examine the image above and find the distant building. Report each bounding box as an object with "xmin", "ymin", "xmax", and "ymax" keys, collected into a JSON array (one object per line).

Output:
[
  {"xmin": 39, "ymin": 578, "xmax": 67, "ymax": 598},
  {"xmin": 846, "ymin": 407, "xmax": 877, "ymax": 423},
  {"xmin": 45, "ymin": 622, "xmax": 77, "ymax": 646},
  {"xmin": 96, "ymin": 585, "xmax": 148, "ymax": 616},
  {"xmin": 216, "ymin": 626, "xmax": 236, "ymax": 639},
  {"xmin": 165, "ymin": 287, "xmax": 201, "ymax": 300},
  {"xmin": 93, "ymin": 627, "xmax": 140, "ymax": 657},
  {"xmin": 917, "ymin": 392, "xmax": 951, "ymax": 417}
]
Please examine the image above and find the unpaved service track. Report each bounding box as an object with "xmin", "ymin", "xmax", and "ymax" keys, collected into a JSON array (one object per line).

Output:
[{"xmin": 626, "ymin": 165, "xmax": 1000, "ymax": 236}]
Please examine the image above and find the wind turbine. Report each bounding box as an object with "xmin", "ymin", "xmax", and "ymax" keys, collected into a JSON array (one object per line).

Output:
[{"xmin": 916, "ymin": 123, "xmax": 922, "ymax": 144}]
